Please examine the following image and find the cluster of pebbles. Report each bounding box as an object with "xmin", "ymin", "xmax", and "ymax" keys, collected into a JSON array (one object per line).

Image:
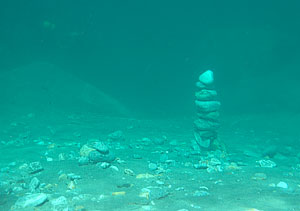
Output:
[{"xmin": 194, "ymin": 70, "xmax": 221, "ymax": 149}]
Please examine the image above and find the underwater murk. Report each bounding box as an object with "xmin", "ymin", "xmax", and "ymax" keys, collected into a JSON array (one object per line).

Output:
[{"xmin": 0, "ymin": 1, "xmax": 300, "ymax": 211}]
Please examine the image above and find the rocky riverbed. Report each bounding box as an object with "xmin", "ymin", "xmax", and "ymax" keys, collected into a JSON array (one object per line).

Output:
[{"xmin": 0, "ymin": 110, "xmax": 300, "ymax": 211}]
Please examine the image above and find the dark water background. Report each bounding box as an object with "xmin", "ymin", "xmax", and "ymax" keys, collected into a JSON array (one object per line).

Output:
[{"xmin": 1, "ymin": 0, "xmax": 299, "ymax": 117}]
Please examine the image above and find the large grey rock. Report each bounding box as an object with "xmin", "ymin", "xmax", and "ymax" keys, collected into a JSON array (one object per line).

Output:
[{"xmin": 15, "ymin": 193, "xmax": 48, "ymax": 208}]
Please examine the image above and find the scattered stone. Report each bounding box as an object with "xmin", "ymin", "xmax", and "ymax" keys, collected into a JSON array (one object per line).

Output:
[
  {"xmin": 88, "ymin": 150, "xmax": 115, "ymax": 163},
  {"xmin": 97, "ymin": 162, "xmax": 110, "ymax": 169},
  {"xmin": 257, "ymin": 159, "xmax": 277, "ymax": 168},
  {"xmin": 193, "ymin": 190, "xmax": 210, "ymax": 197},
  {"xmin": 67, "ymin": 181, "xmax": 76, "ymax": 190},
  {"xmin": 252, "ymin": 173, "xmax": 267, "ymax": 180},
  {"xmin": 148, "ymin": 163, "xmax": 158, "ymax": 171},
  {"xmin": 124, "ymin": 168, "xmax": 135, "ymax": 176},
  {"xmin": 15, "ymin": 193, "xmax": 48, "ymax": 208},
  {"xmin": 67, "ymin": 173, "xmax": 81, "ymax": 180},
  {"xmin": 29, "ymin": 177, "xmax": 40, "ymax": 193},
  {"xmin": 78, "ymin": 156, "xmax": 89, "ymax": 166},
  {"xmin": 108, "ymin": 130, "xmax": 125, "ymax": 141},
  {"xmin": 79, "ymin": 145, "xmax": 95, "ymax": 157},
  {"xmin": 51, "ymin": 196, "xmax": 68, "ymax": 210},
  {"xmin": 109, "ymin": 165, "xmax": 119, "ymax": 172},
  {"xmin": 29, "ymin": 162, "xmax": 44, "ymax": 174},
  {"xmin": 143, "ymin": 187, "xmax": 169, "ymax": 200},
  {"xmin": 277, "ymin": 181, "xmax": 288, "ymax": 189}
]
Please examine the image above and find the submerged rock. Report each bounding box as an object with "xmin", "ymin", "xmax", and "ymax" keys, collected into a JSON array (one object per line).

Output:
[
  {"xmin": 15, "ymin": 193, "xmax": 48, "ymax": 208},
  {"xmin": 199, "ymin": 70, "xmax": 214, "ymax": 85}
]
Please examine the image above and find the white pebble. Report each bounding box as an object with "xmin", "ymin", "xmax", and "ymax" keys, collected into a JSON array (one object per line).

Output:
[{"xmin": 277, "ymin": 181, "xmax": 288, "ymax": 189}]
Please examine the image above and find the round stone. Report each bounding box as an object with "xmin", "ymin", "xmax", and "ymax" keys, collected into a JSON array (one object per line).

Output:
[{"xmin": 199, "ymin": 70, "xmax": 214, "ymax": 85}]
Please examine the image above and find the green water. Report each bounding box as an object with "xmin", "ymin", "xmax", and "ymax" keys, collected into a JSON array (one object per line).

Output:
[
  {"xmin": 1, "ymin": 0, "xmax": 299, "ymax": 116},
  {"xmin": 0, "ymin": 1, "xmax": 300, "ymax": 210}
]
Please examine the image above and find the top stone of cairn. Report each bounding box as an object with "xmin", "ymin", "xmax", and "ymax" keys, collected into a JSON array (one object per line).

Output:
[{"xmin": 199, "ymin": 70, "xmax": 214, "ymax": 85}]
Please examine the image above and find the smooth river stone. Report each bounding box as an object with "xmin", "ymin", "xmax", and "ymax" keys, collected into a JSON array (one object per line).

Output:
[
  {"xmin": 195, "ymin": 100, "xmax": 221, "ymax": 113},
  {"xmin": 199, "ymin": 70, "xmax": 214, "ymax": 85},
  {"xmin": 195, "ymin": 89, "xmax": 217, "ymax": 101},
  {"xmin": 194, "ymin": 118, "xmax": 220, "ymax": 131},
  {"xmin": 196, "ymin": 111, "xmax": 220, "ymax": 120}
]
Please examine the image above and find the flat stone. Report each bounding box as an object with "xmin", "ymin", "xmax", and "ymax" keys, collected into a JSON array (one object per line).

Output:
[
  {"xmin": 194, "ymin": 119, "xmax": 220, "ymax": 131},
  {"xmin": 195, "ymin": 101, "xmax": 221, "ymax": 113},
  {"xmin": 196, "ymin": 111, "xmax": 220, "ymax": 120},
  {"xmin": 15, "ymin": 193, "xmax": 48, "ymax": 208},
  {"xmin": 28, "ymin": 162, "xmax": 44, "ymax": 174},
  {"xmin": 195, "ymin": 89, "xmax": 217, "ymax": 101}
]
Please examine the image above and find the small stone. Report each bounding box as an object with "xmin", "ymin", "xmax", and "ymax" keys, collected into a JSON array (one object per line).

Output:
[
  {"xmin": 79, "ymin": 145, "xmax": 95, "ymax": 157},
  {"xmin": 67, "ymin": 181, "xmax": 76, "ymax": 190},
  {"xmin": 51, "ymin": 196, "xmax": 68, "ymax": 208},
  {"xmin": 29, "ymin": 161, "xmax": 44, "ymax": 174},
  {"xmin": 277, "ymin": 181, "xmax": 288, "ymax": 189},
  {"xmin": 252, "ymin": 173, "xmax": 267, "ymax": 180},
  {"xmin": 97, "ymin": 162, "xmax": 110, "ymax": 169},
  {"xmin": 193, "ymin": 190, "xmax": 210, "ymax": 197},
  {"xmin": 257, "ymin": 159, "xmax": 277, "ymax": 168},
  {"xmin": 29, "ymin": 177, "xmax": 40, "ymax": 193},
  {"xmin": 15, "ymin": 193, "xmax": 48, "ymax": 208},
  {"xmin": 88, "ymin": 150, "xmax": 115, "ymax": 163},
  {"xmin": 148, "ymin": 163, "xmax": 158, "ymax": 171},
  {"xmin": 196, "ymin": 81, "xmax": 206, "ymax": 89},
  {"xmin": 124, "ymin": 168, "xmax": 135, "ymax": 176},
  {"xmin": 108, "ymin": 130, "xmax": 124, "ymax": 141},
  {"xmin": 78, "ymin": 156, "xmax": 89, "ymax": 166},
  {"xmin": 199, "ymin": 70, "xmax": 214, "ymax": 85}
]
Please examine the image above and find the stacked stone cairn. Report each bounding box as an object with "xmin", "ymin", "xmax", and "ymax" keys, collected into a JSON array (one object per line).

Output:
[{"xmin": 194, "ymin": 70, "xmax": 220, "ymax": 149}]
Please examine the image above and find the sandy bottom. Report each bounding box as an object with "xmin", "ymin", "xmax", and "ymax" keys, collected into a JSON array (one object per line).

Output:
[{"xmin": 0, "ymin": 109, "xmax": 300, "ymax": 211}]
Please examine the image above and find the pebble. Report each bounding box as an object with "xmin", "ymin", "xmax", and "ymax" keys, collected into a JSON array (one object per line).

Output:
[
  {"xmin": 193, "ymin": 190, "xmax": 210, "ymax": 197},
  {"xmin": 29, "ymin": 177, "xmax": 40, "ymax": 193},
  {"xmin": 257, "ymin": 159, "xmax": 277, "ymax": 168},
  {"xmin": 51, "ymin": 196, "xmax": 68, "ymax": 210},
  {"xmin": 29, "ymin": 161, "xmax": 44, "ymax": 174},
  {"xmin": 148, "ymin": 163, "xmax": 158, "ymax": 171},
  {"xmin": 97, "ymin": 162, "xmax": 110, "ymax": 169},
  {"xmin": 252, "ymin": 173, "xmax": 267, "ymax": 180},
  {"xmin": 277, "ymin": 181, "xmax": 288, "ymax": 189},
  {"xmin": 108, "ymin": 130, "xmax": 125, "ymax": 141}
]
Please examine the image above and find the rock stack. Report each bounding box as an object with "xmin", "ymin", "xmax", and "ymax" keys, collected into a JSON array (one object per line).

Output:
[{"xmin": 194, "ymin": 70, "xmax": 220, "ymax": 149}]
